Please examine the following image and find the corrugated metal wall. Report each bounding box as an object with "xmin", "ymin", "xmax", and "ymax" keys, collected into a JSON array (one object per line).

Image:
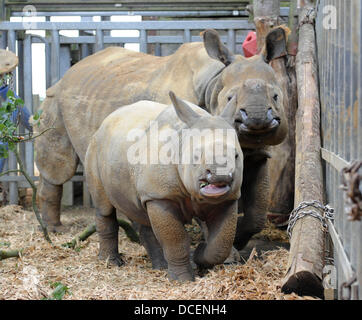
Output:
[{"xmin": 316, "ymin": 0, "xmax": 361, "ymax": 299}]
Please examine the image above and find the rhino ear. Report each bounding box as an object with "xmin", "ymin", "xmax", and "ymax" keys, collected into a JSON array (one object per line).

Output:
[
  {"xmin": 202, "ymin": 29, "xmax": 235, "ymax": 66},
  {"xmin": 219, "ymin": 96, "xmax": 237, "ymax": 125},
  {"xmin": 261, "ymin": 26, "xmax": 289, "ymax": 63},
  {"xmin": 169, "ymin": 91, "xmax": 200, "ymax": 127}
]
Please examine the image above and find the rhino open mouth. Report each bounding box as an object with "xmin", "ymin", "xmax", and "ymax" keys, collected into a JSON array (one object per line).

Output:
[
  {"xmin": 199, "ymin": 181, "xmax": 231, "ymax": 198},
  {"xmin": 237, "ymin": 118, "xmax": 280, "ymax": 135}
]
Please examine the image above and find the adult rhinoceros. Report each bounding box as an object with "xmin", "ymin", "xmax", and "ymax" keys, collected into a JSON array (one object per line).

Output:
[{"xmin": 35, "ymin": 27, "xmax": 288, "ymax": 251}]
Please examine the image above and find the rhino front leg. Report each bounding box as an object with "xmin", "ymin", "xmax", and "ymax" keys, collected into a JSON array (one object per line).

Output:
[
  {"xmin": 96, "ymin": 206, "xmax": 124, "ymax": 266},
  {"xmin": 38, "ymin": 176, "xmax": 64, "ymax": 232},
  {"xmin": 146, "ymin": 200, "xmax": 194, "ymax": 281},
  {"xmin": 35, "ymin": 97, "xmax": 79, "ymax": 232},
  {"xmin": 234, "ymin": 157, "xmax": 269, "ymax": 250},
  {"xmin": 193, "ymin": 201, "xmax": 238, "ymax": 268}
]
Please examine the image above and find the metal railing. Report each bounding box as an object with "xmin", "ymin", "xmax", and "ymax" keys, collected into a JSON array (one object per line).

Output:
[{"xmin": 316, "ymin": 0, "xmax": 361, "ymax": 300}]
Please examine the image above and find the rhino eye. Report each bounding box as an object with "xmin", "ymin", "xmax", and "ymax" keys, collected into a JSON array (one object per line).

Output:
[
  {"xmin": 227, "ymin": 95, "xmax": 233, "ymax": 102},
  {"xmin": 273, "ymin": 94, "xmax": 279, "ymax": 102}
]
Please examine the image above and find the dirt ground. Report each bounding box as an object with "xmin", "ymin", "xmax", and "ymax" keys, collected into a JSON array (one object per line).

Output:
[{"xmin": 0, "ymin": 205, "xmax": 317, "ymax": 300}]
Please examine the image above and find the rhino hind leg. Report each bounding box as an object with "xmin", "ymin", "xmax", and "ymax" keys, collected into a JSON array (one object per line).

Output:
[
  {"xmin": 96, "ymin": 206, "xmax": 124, "ymax": 267},
  {"xmin": 134, "ymin": 223, "xmax": 168, "ymax": 270}
]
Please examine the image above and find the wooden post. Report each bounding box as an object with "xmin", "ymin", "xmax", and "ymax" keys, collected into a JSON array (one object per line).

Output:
[
  {"xmin": 253, "ymin": 0, "xmax": 298, "ymax": 216},
  {"xmin": 253, "ymin": 0, "xmax": 281, "ymax": 51},
  {"xmin": 281, "ymin": 1, "xmax": 325, "ymax": 299}
]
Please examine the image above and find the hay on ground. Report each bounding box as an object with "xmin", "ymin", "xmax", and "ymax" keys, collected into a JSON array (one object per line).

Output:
[{"xmin": 0, "ymin": 205, "xmax": 317, "ymax": 300}]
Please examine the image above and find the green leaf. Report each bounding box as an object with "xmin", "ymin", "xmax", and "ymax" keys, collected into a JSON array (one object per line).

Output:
[
  {"xmin": 6, "ymin": 90, "xmax": 14, "ymax": 98},
  {"xmin": 0, "ymin": 241, "xmax": 11, "ymax": 248},
  {"xmin": 50, "ymin": 282, "xmax": 70, "ymax": 300},
  {"xmin": 0, "ymin": 144, "xmax": 9, "ymax": 158}
]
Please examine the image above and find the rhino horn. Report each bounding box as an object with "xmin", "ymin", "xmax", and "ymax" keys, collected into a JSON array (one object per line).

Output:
[
  {"xmin": 169, "ymin": 91, "xmax": 201, "ymax": 127},
  {"xmin": 219, "ymin": 96, "xmax": 237, "ymax": 126},
  {"xmin": 201, "ymin": 29, "xmax": 235, "ymax": 66}
]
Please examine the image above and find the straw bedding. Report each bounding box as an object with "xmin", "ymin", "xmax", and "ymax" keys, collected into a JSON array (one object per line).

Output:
[{"xmin": 0, "ymin": 205, "xmax": 317, "ymax": 300}]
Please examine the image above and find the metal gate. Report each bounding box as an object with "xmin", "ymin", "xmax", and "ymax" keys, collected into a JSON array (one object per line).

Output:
[{"xmin": 316, "ymin": 0, "xmax": 361, "ymax": 300}]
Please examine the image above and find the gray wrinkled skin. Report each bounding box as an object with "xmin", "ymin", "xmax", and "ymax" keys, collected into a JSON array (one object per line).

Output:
[
  {"xmin": 34, "ymin": 27, "xmax": 288, "ymax": 252},
  {"xmin": 84, "ymin": 94, "xmax": 243, "ymax": 281}
]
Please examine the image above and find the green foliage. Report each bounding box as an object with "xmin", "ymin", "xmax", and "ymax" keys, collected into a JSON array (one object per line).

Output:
[
  {"xmin": 0, "ymin": 89, "xmax": 42, "ymax": 158},
  {"xmin": 32, "ymin": 108, "xmax": 42, "ymax": 121},
  {"xmin": 0, "ymin": 90, "xmax": 23, "ymax": 155},
  {"xmin": 42, "ymin": 282, "xmax": 70, "ymax": 300},
  {"xmin": 0, "ymin": 74, "xmax": 12, "ymax": 88},
  {"xmin": 0, "ymin": 241, "xmax": 11, "ymax": 248}
]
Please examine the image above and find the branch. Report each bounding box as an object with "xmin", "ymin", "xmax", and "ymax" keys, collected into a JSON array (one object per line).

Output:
[
  {"xmin": 0, "ymin": 249, "xmax": 22, "ymax": 261},
  {"xmin": 62, "ymin": 219, "xmax": 140, "ymax": 249},
  {"xmin": 117, "ymin": 219, "xmax": 140, "ymax": 244},
  {"xmin": 13, "ymin": 148, "xmax": 52, "ymax": 244},
  {"xmin": 19, "ymin": 127, "xmax": 55, "ymax": 143},
  {"xmin": 0, "ymin": 169, "xmax": 22, "ymax": 177},
  {"xmin": 62, "ymin": 223, "xmax": 96, "ymax": 249},
  {"xmin": 1, "ymin": 127, "xmax": 55, "ymax": 144}
]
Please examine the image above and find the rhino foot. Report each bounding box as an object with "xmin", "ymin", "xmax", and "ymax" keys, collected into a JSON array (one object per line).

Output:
[
  {"xmin": 223, "ymin": 246, "xmax": 241, "ymax": 265},
  {"xmin": 40, "ymin": 223, "xmax": 68, "ymax": 233},
  {"xmin": 151, "ymin": 258, "xmax": 168, "ymax": 270},
  {"xmin": 99, "ymin": 253, "xmax": 125, "ymax": 267},
  {"xmin": 168, "ymin": 269, "xmax": 195, "ymax": 282}
]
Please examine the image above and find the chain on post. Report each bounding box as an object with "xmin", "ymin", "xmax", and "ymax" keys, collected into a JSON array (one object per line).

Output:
[{"xmin": 287, "ymin": 200, "xmax": 335, "ymax": 238}]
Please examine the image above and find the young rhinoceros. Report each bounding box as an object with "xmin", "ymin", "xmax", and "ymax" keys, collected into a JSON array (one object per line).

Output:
[{"xmin": 84, "ymin": 92, "xmax": 243, "ymax": 281}]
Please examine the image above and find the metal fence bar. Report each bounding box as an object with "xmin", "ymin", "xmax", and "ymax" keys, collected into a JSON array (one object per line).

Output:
[
  {"xmin": 357, "ymin": 0, "xmax": 362, "ymax": 295},
  {"xmin": 45, "ymin": 40, "xmax": 51, "ymax": 89},
  {"xmin": 95, "ymin": 28, "xmax": 104, "ymax": 52},
  {"xmin": 7, "ymin": 29, "xmax": 18, "ymax": 205},
  {"xmin": 23, "ymin": 35, "xmax": 34, "ymax": 177},
  {"xmin": 33, "ymin": 34, "xmax": 249, "ymax": 45},
  {"xmin": 350, "ymin": 0, "xmax": 361, "ymax": 289},
  {"xmin": 0, "ymin": 20, "xmax": 254, "ymax": 30},
  {"xmin": 9, "ymin": 9, "xmax": 291, "ymax": 17},
  {"xmin": 227, "ymin": 28, "xmax": 235, "ymax": 53},
  {"xmin": 342, "ymin": 0, "xmax": 351, "ymax": 273},
  {"xmin": 17, "ymin": 39, "xmax": 26, "ymax": 174},
  {"xmin": 139, "ymin": 29, "xmax": 147, "ymax": 53},
  {"xmin": 183, "ymin": 29, "xmax": 191, "ymax": 43},
  {"xmin": 0, "ymin": 31, "xmax": 7, "ymax": 49},
  {"xmin": 51, "ymin": 29, "xmax": 60, "ymax": 85}
]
